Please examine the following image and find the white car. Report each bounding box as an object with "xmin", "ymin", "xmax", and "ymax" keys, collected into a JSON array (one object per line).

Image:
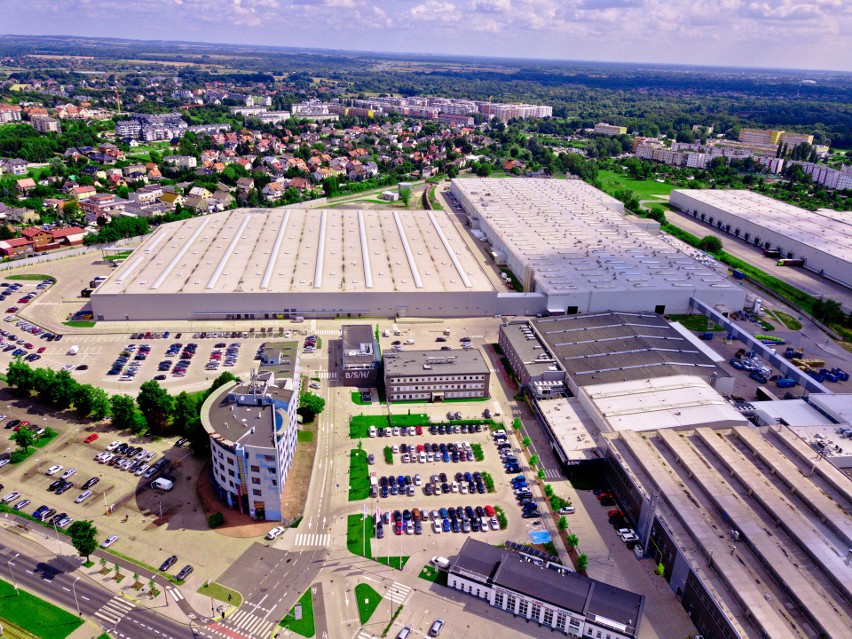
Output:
[
  {"xmin": 74, "ymin": 490, "xmax": 93, "ymax": 504},
  {"xmin": 46, "ymin": 465, "xmax": 63, "ymax": 476},
  {"xmin": 265, "ymin": 526, "xmax": 286, "ymax": 540},
  {"xmin": 60, "ymin": 468, "xmax": 77, "ymax": 480},
  {"xmin": 1, "ymin": 492, "xmax": 20, "ymax": 503},
  {"xmin": 617, "ymin": 528, "xmax": 638, "ymax": 542},
  {"xmin": 98, "ymin": 453, "xmax": 114, "ymax": 464},
  {"xmin": 134, "ymin": 464, "xmax": 149, "ymax": 477},
  {"xmin": 107, "ymin": 440, "xmax": 122, "ymax": 452},
  {"xmin": 0, "ymin": 459, "xmax": 9, "ymax": 469},
  {"xmin": 490, "ymin": 517, "xmax": 500, "ymax": 531},
  {"xmin": 558, "ymin": 506, "xmax": 576, "ymax": 515},
  {"xmin": 101, "ymin": 535, "xmax": 119, "ymax": 548}
]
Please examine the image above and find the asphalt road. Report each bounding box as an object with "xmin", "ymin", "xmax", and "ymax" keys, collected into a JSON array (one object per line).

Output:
[{"xmin": 0, "ymin": 545, "xmax": 198, "ymax": 639}]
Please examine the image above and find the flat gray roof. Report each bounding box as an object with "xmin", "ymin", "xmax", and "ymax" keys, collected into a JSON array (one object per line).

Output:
[
  {"xmin": 452, "ymin": 178, "xmax": 735, "ymax": 296},
  {"xmin": 341, "ymin": 324, "xmax": 378, "ymax": 368},
  {"xmin": 501, "ymin": 322, "xmax": 562, "ymax": 379},
  {"xmin": 670, "ymin": 189, "xmax": 852, "ymax": 263},
  {"xmin": 611, "ymin": 426, "xmax": 852, "ymax": 638},
  {"xmin": 532, "ymin": 312, "xmax": 726, "ymax": 386},
  {"xmin": 384, "ymin": 348, "xmax": 489, "ymax": 377},
  {"xmin": 97, "ymin": 207, "xmax": 494, "ymax": 296}
]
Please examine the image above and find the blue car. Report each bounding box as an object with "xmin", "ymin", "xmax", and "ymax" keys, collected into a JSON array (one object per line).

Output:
[
  {"xmin": 442, "ymin": 451, "xmax": 450, "ymax": 463},
  {"xmin": 442, "ymin": 518, "xmax": 451, "ymax": 532},
  {"xmin": 439, "ymin": 507, "xmax": 449, "ymax": 519}
]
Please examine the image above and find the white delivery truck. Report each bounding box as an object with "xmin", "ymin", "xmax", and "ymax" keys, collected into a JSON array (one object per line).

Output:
[{"xmin": 151, "ymin": 478, "xmax": 174, "ymax": 491}]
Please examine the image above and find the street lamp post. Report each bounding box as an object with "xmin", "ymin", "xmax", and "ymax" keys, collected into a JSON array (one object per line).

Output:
[
  {"xmin": 72, "ymin": 576, "xmax": 82, "ymax": 616},
  {"xmin": 6, "ymin": 554, "xmax": 18, "ymax": 594}
]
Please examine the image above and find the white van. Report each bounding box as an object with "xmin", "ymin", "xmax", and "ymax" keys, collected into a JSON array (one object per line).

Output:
[
  {"xmin": 430, "ymin": 556, "xmax": 450, "ymax": 569},
  {"xmin": 151, "ymin": 478, "xmax": 174, "ymax": 491},
  {"xmin": 67, "ymin": 345, "xmax": 80, "ymax": 355}
]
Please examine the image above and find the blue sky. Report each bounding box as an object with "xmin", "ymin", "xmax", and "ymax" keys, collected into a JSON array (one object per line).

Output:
[{"xmin": 5, "ymin": 0, "xmax": 851, "ymax": 72}]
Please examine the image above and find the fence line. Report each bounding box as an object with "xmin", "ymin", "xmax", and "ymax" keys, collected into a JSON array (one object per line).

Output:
[{"xmin": 0, "ymin": 235, "xmax": 146, "ymax": 272}]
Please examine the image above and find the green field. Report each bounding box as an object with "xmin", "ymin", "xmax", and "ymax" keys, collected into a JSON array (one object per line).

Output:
[
  {"xmin": 597, "ymin": 170, "xmax": 677, "ymax": 201},
  {"xmin": 297, "ymin": 430, "xmax": 313, "ymax": 442},
  {"xmin": 5, "ymin": 274, "xmax": 53, "ymax": 281},
  {"xmin": 354, "ymin": 583, "xmax": 382, "ymax": 624},
  {"xmin": 279, "ymin": 589, "xmax": 315, "ymax": 637},
  {"xmin": 0, "ymin": 578, "xmax": 84, "ymax": 639},
  {"xmin": 348, "ymin": 449, "xmax": 370, "ymax": 501},
  {"xmin": 346, "ymin": 515, "xmax": 408, "ymax": 569},
  {"xmin": 668, "ymin": 314, "xmax": 724, "ymax": 332},
  {"xmin": 197, "ymin": 581, "xmax": 242, "ymax": 608}
]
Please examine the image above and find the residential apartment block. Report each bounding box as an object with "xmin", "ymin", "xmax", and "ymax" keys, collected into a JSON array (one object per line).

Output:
[
  {"xmin": 30, "ymin": 115, "xmax": 61, "ymax": 133},
  {"xmin": 383, "ymin": 349, "xmax": 490, "ymax": 402},
  {"xmin": 594, "ymin": 123, "xmax": 628, "ymax": 136}
]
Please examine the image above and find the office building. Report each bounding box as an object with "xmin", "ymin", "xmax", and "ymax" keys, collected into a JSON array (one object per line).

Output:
[
  {"xmin": 383, "ymin": 349, "xmax": 490, "ymax": 402},
  {"xmin": 201, "ymin": 343, "xmax": 301, "ymax": 521}
]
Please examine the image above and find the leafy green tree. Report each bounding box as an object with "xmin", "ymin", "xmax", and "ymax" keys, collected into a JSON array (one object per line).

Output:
[
  {"xmin": 699, "ymin": 235, "xmax": 723, "ymax": 254},
  {"xmin": 12, "ymin": 428, "xmax": 35, "ymax": 453},
  {"xmin": 73, "ymin": 384, "xmax": 109, "ymax": 420},
  {"xmin": 566, "ymin": 533, "xmax": 579, "ymax": 548},
  {"xmin": 67, "ymin": 520, "xmax": 98, "ymax": 562},
  {"xmin": 110, "ymin": 394, "xmax": 146, "ymax": 433},
  {"xmin": 298, "ymin": 392, "xmax": 326, "ymax": 423},
  {"xmin": 399, "ymin": 187, "xmax": 411, "ymax": 206},
  {"xmin": 558, "ymin": 516, "xmax": 569, "ymax": 531},
  {"xmin": 576, "ymin": 554, "xmax": 588, "ymax": 571},
  {"xmin": 136, "ymin": 380, "xmax": 174, "ymax": 434},
  {"xmin": 173, "ymin": 391, "xmax": 201, "ymax": 436},
  {"xmin": 6, "ymin": 359, "xmax": 35, "ymax": 393},
  {"xmin": 813, "ymin": 298, "xmax": 844, "ymax": 325},
  {"xmin": 529, "ymin": 453, "xmax": 539, "ymax": 467},
  {"xmin": 522, "ymin": 436, "xmax": 531, "ymax": 448},
  {"xmin": 0, "ymin": 225, "xmax": 15, "ymax": 240}
]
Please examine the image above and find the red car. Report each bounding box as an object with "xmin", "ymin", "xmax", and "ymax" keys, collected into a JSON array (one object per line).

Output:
[
  {"xmin": 5, "ymin": 307, "xmax": 18, "ymax": 314},
  {"xmin": 84, "ymin": 433, "xmax": 99, "ymax": 444},
  {"xmin": 24, "ymin": 343, "xmax": 33, "ymax": 350},
  {"xmin": 37, "ymin": 346, "xmax": 46, "ymax": 353},
  {"xmin": 484, "ymin": 504, "xmax": 495, "ymax": 517},
  {"xmin": 13, "ymin": 420, "xmax": 30, "ymax": 432},
  {"xmin": 608, "ymin": 509, "xmax": 624, "ymax": 518},
  {"xmin": 415, "ymin": 426, "xmax": 423, "ymax": 435}
]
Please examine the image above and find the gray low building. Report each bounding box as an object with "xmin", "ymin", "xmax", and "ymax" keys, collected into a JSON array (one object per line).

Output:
[
  {"xmin": 448, "ymin": 538, "xmax": 644, "ymax": 638},
  {"xmin": 383, "ymin": 349, "xmax": 490, "ymax": 402},
  {"xmin": 341, "ymin": 324, "xmax": 380, "ymax": 387}
]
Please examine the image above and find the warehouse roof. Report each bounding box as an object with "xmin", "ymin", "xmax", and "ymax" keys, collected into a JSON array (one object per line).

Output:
[
  {"xmin": 452, "ymin": 178, "xmax": 736, "ymax": 297},
  {"xmin": 384, "ymin": 348, "xmax": 489, "ymax": 377},
  {"xmin": 97, "ymin": 207, "xmax": 493, "ymax": 296},
  {"xmin": 670, "ymin": 189, "xmax": 852, "ymax": 263},
  {"xmin": 531, "ymin": 312, "xmax": 726, "ymax": 386}
]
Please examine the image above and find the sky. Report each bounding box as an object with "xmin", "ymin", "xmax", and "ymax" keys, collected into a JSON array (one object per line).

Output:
[{"xmin": 5, "ymin": 0, "xmax": 852, "ymax": 72}]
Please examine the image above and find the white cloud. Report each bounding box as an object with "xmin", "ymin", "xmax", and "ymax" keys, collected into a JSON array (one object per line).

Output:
[{"xmin": 5, "ymin": 0, "xmax": 851, "ymax": 70}]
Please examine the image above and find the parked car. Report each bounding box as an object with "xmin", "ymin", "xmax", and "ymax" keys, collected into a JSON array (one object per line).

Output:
[{"xmin": 101, "ymin": 535, "xmax": 119, "ymax": 548}]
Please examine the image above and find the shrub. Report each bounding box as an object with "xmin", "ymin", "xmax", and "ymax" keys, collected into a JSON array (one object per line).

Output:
[{"xmin": 207, "ymin": 512, "xmax": 225, "ymax": 528}]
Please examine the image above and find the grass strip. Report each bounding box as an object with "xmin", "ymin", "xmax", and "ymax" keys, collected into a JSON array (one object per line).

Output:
[
  {"xmin": 348, "ymin": 449, "xmax": 370, "ymax": 501},
  {"xmin": 0, "ymin": 577, "xmax": 84, "ymax": 639},
  {"xmin": 279, "ymin": 589, "xmax": 315, "ymax": 637},
  {"xmin": 198, "ymin": 581, "xmax": 242, "ymax": 607},
  {"xmin": 354, "ymin": 583, "xmax": 382, "ymax": 624}
]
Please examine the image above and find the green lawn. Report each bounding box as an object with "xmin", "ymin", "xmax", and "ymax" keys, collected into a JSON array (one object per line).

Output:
[
  {"xmin": 351, "ymin": 391, "xmax": 373, "ymax": 406},
  {"xmin": 5, "ymin": 274, "xmax": 53, "ymax": 281},
  {"xmin": 668, "ymin": 314, "xmax": 724, "ymax": 332},
  {"xmin": 354, "ymin": 583, "xmax": 382, "ymax": 624},
  {"xmin": 0, "ymin": 577, "xmax": 84, "ymax": 639},
  {"xmin": 197, "ymin": 581, "xmax": 242, "ymax": 608},
  {"xmin": 10, "ymin": 427, "xmax": 57, "ymax": 464},
  {"xmin": 279, "ymin": 589, "xmax": 315, "ymax": 637},
  {"xmin": 767, "ymin": 309, "xmax": 803, "ymax": 331},
  {"xmin": 418, "ymin": 564, "xmax": 449, "ymax": 585},
  {"xmin": 346, "ymin": 515, "xmax": 408, "ymax": 569},
  {"xmin": 297, "ymin": 430, "xmax": 313, "ymax": 442},
  {"xmin": 597, "ymin": 169, "xmax": 677, "ymax": 200},
  {"xmin": 62, "ymin": 321, "xmax": 97, "ymax": 328},
  {"xmin": 350, "ymin": 414, "xmax": 389, "ymax": 438},
  {"xmin": 348, "ymin": 449, "xmax": 370, "ymax": 501}
]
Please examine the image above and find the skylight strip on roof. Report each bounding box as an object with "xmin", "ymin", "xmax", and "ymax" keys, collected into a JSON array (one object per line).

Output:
[
  {"xmin": 207, "ymin": 214, "xmax": 251, "ymax": 290},
  {"xmin": 261, "ymin": 210, "xmax": 290, "ymax": 289},
  {"xmin": 427, "ymin": 210, "xmax": 472, "ymax": 288},
  {"xmin": 392, "ymin": 210, "xmax": 423, "ymax": 288},
  {"xmin": 314, "ymin": 209, "xmax": 327, "ymax": 289},
  {"xmin": 116, "ymin": 226, "xmax": 169, "ymax": 284},
  {"xmin": 358, "ymin": 210, "xmax": 374, "ymax": 289},
  {"xmin": 150, "ymin": 217, "xmax": 211, "ymax": 290}
]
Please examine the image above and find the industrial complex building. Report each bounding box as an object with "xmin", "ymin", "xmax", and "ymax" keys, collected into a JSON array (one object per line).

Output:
[
  {"xmin": 451, "ymin": 179, "xmax": 745, "ymax": 315},
  {"xmin": 669, "ymin": 189, "xmax": 852, "ymax": 288},
  {"xmin": 91, "ymin": 206, "xmax": 497, "ymax": 321},
  {"xmin": 383, "ymin": 348, "xmax": 490, "ymax": 402},
  {"xmin": 90, "ymin": 179, "xmax": 747, "ymax": 321},
  {"xmin": 448, "ymin": 538, "xmax": 644, "ymax": 639},
  {"xmin": 200, "ymin": 341, "xmax": 301, "ymax": 521}
]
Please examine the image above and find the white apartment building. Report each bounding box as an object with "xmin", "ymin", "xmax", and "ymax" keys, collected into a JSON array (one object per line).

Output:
[{"xmin": 594, "ymin": 123, "xmax": 628, "ymax": 136}]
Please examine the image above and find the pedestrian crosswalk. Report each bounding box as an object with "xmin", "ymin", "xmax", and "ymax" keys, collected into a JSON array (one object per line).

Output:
[
  {"xmin": 543, "ymin": 467, "xmax": 562, "ymax": 480},
  {"xmin": 316, "ymin": 329, "xmax": 340, "ymax": 336},
  {"xmin": 386, "ymin": 581, "xmax": 411, "ymax": 606},
  {"xmin": 93, "ymin": 595, "xmax": 135, "ymax": 626},
  {"xmin": 293, "ymin": 532, "xmax": 331, "ymax": 548},
  {"xmin": 354, "ymin": 630, "xmax": 379, "ymax": 639},
  {"xmin": 167, "ymin": 586, "xmax": 185, "ymax": 602},
  {"xmin": 315, "ymin": 370, "xmax": 338, "ymax": 379},
  {"xmin": 226, "ymin": 608, "xmax": 277, "ymax": 638}
]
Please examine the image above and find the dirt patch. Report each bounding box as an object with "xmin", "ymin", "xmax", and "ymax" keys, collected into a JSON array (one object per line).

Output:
[{"xmin": 280, "ymin": 433, "xmax": 316, "ymax": 522}]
